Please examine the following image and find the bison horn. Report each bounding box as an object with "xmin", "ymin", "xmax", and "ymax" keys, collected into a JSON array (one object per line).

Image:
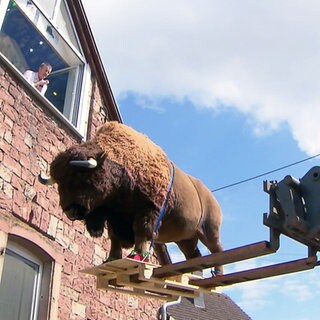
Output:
[
  {"xmin": 38, "ymin": 172, "xmax": 56, "ymax": 185},
  {"xmin": 69, "ymin": 158, "xmax": 97, "ymax": 168}
]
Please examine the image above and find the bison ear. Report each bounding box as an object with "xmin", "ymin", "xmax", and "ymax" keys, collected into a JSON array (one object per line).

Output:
[
  {"xmin": 38, "ymin": 172, "xmax": 56, "ymax": 185},
  {"xmin": 69, "ymin": 157, "xmax": 97, "ymax": 169}
]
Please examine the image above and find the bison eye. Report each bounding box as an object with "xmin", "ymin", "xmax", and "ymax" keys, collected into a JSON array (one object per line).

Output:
[{"xmin": 75, "ymin": 168, "xmax": 91, "ymax": 177}]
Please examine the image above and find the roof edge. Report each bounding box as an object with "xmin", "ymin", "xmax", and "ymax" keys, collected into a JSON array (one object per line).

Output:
[{"xmin": 66, "ymin": 0, "xmax": 123, "ymax": 123}]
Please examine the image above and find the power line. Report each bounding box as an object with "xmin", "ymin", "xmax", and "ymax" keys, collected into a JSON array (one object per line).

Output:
[{"xmin": 211, "ymin": 153, "xmax": 320, "ymax": 192}]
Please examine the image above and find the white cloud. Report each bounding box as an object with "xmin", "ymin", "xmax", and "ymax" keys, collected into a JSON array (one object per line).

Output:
[
  {"xmin": 82, "ymin": 0, "xmax": 320, "ymax": 154},
  {"xmin": 279, "ymin": 270, "xmax": 320, "ymax": 302},
  {"xmin": 221, "ymin": 258, "xmax": 279, "ymax": 311},
  {"xmin": 280, "ymin": 278, "xmax": 313, "ymax": 302},
  {"xmin": 118, "ymin": 92, "xmax": 166, "ymax": 113}
]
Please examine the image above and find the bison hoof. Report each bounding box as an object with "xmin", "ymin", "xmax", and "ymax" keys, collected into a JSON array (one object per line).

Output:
[
  {"xmin": 211, "ymin": 269, "xmax": 223, "ymax": 277},
  {"xmin": 104, "ymin": 256, "xmax": 119, "ymax": 263},
  {"xmin": 127, "ymin": 251, "xmax": 150, "ymax": 262},
  {"xmin": 87, "ymin": 228, "xmax": 104, "ymax": 237}
]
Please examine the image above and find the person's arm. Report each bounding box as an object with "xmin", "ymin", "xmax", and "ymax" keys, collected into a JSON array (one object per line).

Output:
[
  {"xmin": 34, "ymin": 79, "xmax": 49, "ymax": 90},
  {"xmin": 40, "ymin": 84, "xmax": 48, "ymax": 95},
  {"xmin": 24, "ymin": 70, "xmax": 48, "ymax": 94}
]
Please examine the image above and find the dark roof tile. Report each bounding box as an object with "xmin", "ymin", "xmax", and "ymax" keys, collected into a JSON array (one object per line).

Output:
[{"xmin": 165, "ymin": 292, "xmax": 251, "ymax": 320}]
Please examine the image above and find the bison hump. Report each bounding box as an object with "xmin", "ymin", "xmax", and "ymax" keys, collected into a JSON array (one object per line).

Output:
[{"xmin": 95, "ymin": 122, "xmax": 171, "ymax": 208}]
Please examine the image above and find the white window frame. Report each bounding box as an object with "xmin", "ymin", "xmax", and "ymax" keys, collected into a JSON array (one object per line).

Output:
[{"xmin": 0, "ymin": 0, "xmax": 92, "ymax": 138}]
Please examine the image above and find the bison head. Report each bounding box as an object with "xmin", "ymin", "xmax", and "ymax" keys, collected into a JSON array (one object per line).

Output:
[{"xmin": 39, "ymin": 144, "xmax": 124, "ymax": 233}]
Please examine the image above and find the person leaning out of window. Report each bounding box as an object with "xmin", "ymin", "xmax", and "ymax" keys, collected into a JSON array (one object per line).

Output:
[{"xmin": 24, "ymin": 62, "xmax": 52, "ymax": 95}]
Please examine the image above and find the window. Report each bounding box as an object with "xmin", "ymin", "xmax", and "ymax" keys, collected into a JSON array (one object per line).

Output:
[
  {"xmin": 0, "ymin": 248, "xmax": 41, "ymax": 320},
  {"xmin": 0, "ymin": 0, "xmax": 90, "ymax": 131},
  {"xmin": 0, "ymin": 235, "xmax": 54, "ymax": 320}
]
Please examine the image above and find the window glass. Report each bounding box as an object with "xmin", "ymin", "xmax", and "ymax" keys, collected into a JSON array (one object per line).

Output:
[
  {"xmin": 55, "ymin": 0, "xmax": 80, "ymax": 52},
  {"xmin": 0, "ymin": 0, "xmax": 84, "ymax": 126},
  {"xmin": 0, "ymin": 248, "xmax": 41, "ymax": 320},
  {"xmin": 33, "ymin": 0, "xmax": 57, "ymax": 19}
]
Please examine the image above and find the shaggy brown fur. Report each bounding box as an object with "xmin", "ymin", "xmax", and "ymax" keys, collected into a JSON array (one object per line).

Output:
[
  {"xmin": 42, "ymin": 122, "xmax": 223, "ymax": 274},
  {"xmin": 95, "ymin": 122, "xmax": 171, "ymax": 209}
]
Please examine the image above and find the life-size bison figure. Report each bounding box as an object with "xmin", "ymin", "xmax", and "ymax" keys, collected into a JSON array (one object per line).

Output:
[{"xmin": 39, "ymin": 122, "xmax": 223, "ymax": 274}]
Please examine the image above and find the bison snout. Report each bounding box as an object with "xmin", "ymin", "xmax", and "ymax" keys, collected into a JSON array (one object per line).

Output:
[{"xmin": 64, "ymin": 204, "xmax": 88, "ymax": 221}]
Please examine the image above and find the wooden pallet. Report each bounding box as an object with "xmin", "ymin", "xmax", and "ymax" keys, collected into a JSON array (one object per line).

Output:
[
  {"xmin": 81, "ymin": 241, "xmax": 318, "ymax": 299},
  {"xmin": 81, "ymin": 258, "xmax": 214, "ymax": 301}
]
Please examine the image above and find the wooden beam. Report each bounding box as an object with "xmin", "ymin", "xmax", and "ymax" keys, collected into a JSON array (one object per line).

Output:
[
  {"xmin": 81, "ymin": 257, "xmax": 157, "ymax": 276},
  {"xmin": 153, "ymin": 241, "xmax": 276, "ymax": 278},
  {"xmin": 190, "ymin": 256, "xmax": 318, "ymax": 288},
  {"xmin": 96, "ymin": 277, "xmax": 176, "ymax": 301}
]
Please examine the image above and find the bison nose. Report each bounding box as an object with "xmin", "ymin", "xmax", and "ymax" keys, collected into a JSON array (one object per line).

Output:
[
  {"xmin": 64, "ymin": 204, "xmax": 88, "ymax": 221},
  {"xmin": 64, "ymin": 207, "xmax": 79, "ymax": 221}
]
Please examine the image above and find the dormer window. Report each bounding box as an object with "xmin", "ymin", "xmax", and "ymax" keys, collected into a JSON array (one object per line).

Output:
[{"xmin": 0, "ymin": 0, "xmax": 91, "ymax": 134}]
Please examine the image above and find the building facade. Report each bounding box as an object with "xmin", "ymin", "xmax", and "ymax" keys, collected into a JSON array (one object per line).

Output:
[{"xmin": 0, "ymin": 0, "xmax": 162, "ymax": 319}]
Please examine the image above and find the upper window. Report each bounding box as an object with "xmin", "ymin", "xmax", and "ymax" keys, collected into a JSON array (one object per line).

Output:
[{"xmin": 0, "ymin": 0, "xmax": 89, "ymax": 129}]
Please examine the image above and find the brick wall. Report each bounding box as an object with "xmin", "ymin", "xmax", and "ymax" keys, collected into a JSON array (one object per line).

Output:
[{"xmin": 0, "ymin": 60, "xmax": 162, "ymax": 319}]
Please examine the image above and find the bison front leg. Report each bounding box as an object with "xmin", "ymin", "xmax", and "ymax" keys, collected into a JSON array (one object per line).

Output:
[
  {"xmin": 106, "ymin": 226, "xmax": 123, "ymax": 262},
  {"xmin": 85, "ymin": 207, "xmax": 107, "ymax": 238},
  {"xmin": 129, "ymin": 212, "xmax": 156, "ymax": 262}
]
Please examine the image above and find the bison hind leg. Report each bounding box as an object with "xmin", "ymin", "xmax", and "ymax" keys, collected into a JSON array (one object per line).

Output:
[
  {"xmin": 153, "ymin": 243, "xmax": 172, "ymax": 265},
  {"xmin": 177, "ymin": 237, "xmax": 224, "ymax": 276},
  {"xmin": 176, "ymin": 238, "xmax": 202, "ymax": 260},
  {"xmin": 198, "ymin": 226, "xmax": 224, "ymax": 275}
]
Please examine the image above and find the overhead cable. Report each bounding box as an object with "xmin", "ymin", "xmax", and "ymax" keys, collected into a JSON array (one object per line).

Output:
[{"xmin": 211, "ymin": 153, "xmax": 320, "ymax": 192}]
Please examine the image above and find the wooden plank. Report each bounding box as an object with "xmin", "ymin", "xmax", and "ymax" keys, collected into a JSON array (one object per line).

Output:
[
  {"xmin": 97, "ymin": 277, "xmax": 176, "ymax": 301},
  {"xmin": 153, "ymin": 277, "xmax": 211, "ymax": 296},
  {"xmin": 98, "ymin": 267, "xmax": 142, "ymax": 282},
  {"xmin": 153, "ymin": 241, "xmax": 276, "ymax": 278},
  {"xmin": 116, "ymin": 276, "xmax": 199, "ymax": 299},
  {"xmin": 81, "ymin": 258, "xmax": 160, "ymax": 276},
  {"xmin": 190, "ymin": 256, "xmax": 318, "ymax": 288}
]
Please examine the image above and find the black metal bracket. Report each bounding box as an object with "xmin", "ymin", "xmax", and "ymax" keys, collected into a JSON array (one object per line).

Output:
[{"xmin": 264, "ymin": 166, "xmax": 320, "ymax": 257}]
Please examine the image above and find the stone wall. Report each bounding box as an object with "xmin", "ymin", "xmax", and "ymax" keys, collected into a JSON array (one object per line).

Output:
[{"xmin": 0, "ymin": 60, "xmax": 162, "ymax": 319}]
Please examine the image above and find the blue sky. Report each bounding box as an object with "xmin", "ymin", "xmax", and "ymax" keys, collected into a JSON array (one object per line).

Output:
[{"xmin": 82, "ymin": 1, "xmax": 320, "ymax": 319}]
